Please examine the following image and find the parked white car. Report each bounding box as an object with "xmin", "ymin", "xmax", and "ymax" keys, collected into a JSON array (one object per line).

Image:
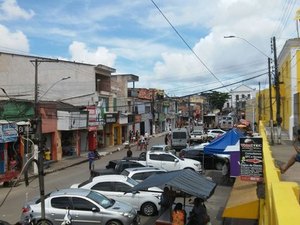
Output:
[
  {"xmin": 71, "ymin": 175, "xmax": 162, "ymax": 216},
  {"xmin": 121, "ymin": 167, "xmax": 167, "ymax": 182},
  {"xmin": 207, "ymin": 129, "xmax": 226, "ymax": 138},
  {"xmin": 149, "ymin": 144, "xmax": 176, "ymax": 155}
]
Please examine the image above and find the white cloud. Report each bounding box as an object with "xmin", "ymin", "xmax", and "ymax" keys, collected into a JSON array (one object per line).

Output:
[
  {"xmin": 0, "ymin": 0, "xmax": 35, "ymax": 21},
  {"xmin": 0, "ymin": 24, "xmax": 29, "ymax": 53},
  {"xmin": 144, "ymin": 0, "xmax": 294, "ymax": 95},
  {"xmin": 69, "ymin": 41, "xmax": 117, "ymax": 67}
]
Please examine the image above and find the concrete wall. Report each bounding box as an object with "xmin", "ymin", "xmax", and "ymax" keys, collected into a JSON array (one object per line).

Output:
[{"xmin": 0, "ymin": 52, "xmax": 98, "ymax": 106}]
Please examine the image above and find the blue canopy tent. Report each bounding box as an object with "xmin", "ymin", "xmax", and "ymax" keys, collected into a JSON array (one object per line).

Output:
[{"xmin": 204, "ymin": 128, "xmax": 245, "ymax": 155}]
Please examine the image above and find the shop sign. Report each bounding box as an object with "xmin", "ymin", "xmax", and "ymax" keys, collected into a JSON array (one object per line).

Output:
[
  {"xmin": 0, "ymin": 123, "xmax": 18, "ymax": 143},
  {"xmin": 105, "ymin": 113, "xmax": 118, "ymax": 123},
  {"xmin": 119, "ymin": 113, "xmax": 128, "ymax": 124},
  {"xmin": 18, "ymin": 124, "xmax": 34, "ymax": 135},
  {"xmin": 240, "ymin": 137, "xmax": 263, "ymax": 182},
  {"xmin": 86, "ymin": 105, "xmax": 104, "ymax": 127}
]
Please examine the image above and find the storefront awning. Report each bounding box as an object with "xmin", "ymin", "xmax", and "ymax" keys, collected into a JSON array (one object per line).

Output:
[{"xmin": 222, "ymin": 176, "xmax": 259, "ymax": 219}]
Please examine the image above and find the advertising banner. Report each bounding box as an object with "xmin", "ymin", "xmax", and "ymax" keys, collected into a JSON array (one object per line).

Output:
[
  {"xmin": 240, "ymin": 137, "xmax": 263, "ymax": 182},
  {"xmin": 0, "ymin": 123, "xmax": 18, "ymax": 143}
]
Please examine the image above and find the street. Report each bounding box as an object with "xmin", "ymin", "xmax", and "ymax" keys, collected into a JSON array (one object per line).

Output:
[{"xmin": 0, "ymin": 135, "xmax": 231, "ymax": 225}]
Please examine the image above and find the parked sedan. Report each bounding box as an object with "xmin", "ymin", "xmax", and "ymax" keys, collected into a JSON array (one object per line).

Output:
[
  {"xmin": 71, "ymin": 174, "xmax": 162, "ymax": 216},
  {"xmin": 20, "ymin": 188, "xmax": 139, "ymax": 225},
  {"xmin": 180, "ymin": 143, "xmax": 227, "ymax": 170},
  {"xmin": 207, "ymin": 129, "xmax": 227, "ymax": 138},
  {"xmin": 121, "ymin": 167, "xmax": 167, "ymax": 182}
]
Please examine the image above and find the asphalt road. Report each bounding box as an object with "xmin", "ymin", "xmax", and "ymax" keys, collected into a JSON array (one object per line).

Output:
[{"xmin": 0, "ymin": 135, "xmax": 233, "ymax": 225}]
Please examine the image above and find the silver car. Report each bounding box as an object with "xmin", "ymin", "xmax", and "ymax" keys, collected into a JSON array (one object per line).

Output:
[{"xmin": 20, "ymin": 188, "xmax": 140, "ymax": 225}]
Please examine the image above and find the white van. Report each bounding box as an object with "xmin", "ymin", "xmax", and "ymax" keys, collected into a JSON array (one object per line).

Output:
[{"xmin": 171, "ymin": 127, "xmax": 189, "ymax": 151}]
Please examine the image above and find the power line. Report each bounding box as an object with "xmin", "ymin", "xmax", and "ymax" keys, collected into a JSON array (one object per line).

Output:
[
  {"xmin": 180, "ymin": 72, "xmax": 268, "ymax": 97},
  {"xmin": 150, "ymin": 0, "xmax": 228, "ymax": 91}
]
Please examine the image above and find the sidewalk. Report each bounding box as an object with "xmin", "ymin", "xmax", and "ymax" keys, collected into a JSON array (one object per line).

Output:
[
  {"xmin": 43, "ymin": 132, "xmax": 167, "ymax": 175},
  {"xmin": 265, "ymin": 126, "xmax": 300, "ymax": 184}
]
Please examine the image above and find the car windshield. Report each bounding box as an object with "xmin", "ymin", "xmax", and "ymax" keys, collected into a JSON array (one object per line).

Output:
[
  {"xmin": 150, "ymin": 146, "xmax": 163, "ymax": 151},
  {"xmin": 173, "ymin": 132, "xmax": 187, "ymax": 139},
  {"xmin": 87, "ymin": 190, "xmax": 114, "ymax": 209},
  {"xmin": 78, "ymin": 179, "xmax": 92, "ymax": 188},
  {"xmin": 126, "ymin": 176, "xmax": 139, "ymax": 186},
  {"xmin": 121, "ymin": 170, "xmax": 130, "ymax": 176}
]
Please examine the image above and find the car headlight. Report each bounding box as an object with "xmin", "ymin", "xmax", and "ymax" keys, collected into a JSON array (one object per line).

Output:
[
  {"xmin": 154, "ymin": 195, "xmax": 161, "ymax": 199},
  {"xmin": 120, "ymin": 212, "xmax": 135, "ymax": 218}
]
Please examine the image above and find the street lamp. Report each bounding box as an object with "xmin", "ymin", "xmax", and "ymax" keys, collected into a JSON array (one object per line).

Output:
[
  {"xmin": 38, "ymin": 76, "xmax": 71, "ymax": 101},
  {"xmin": 224, "ymin": 35, "xmax": 270, "ymax": 58},
  {"xmin": 224, "ymin": 35, "xmax": 274, "ymax": 144}
]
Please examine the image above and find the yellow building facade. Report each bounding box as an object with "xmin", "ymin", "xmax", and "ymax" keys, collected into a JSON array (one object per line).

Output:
[
  {"xmin": 257, "ymin": 38, "xmax": 300, "ymax": 139},
  {"xmin": 277, "ymin": 38, "xmax": 300, "ymax": 138}
]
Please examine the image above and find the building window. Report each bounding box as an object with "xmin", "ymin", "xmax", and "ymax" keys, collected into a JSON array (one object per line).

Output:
[
  {"xmin": 145, "ymin": 106, "xmax": 151, "ymax": 113},
  {"xmin": 236, "ymin": 95, "xmax": 239, "ymax": 100},
  {"xmin": 103, "ymin": 97, "xmax": 109, "ymax": 112}
]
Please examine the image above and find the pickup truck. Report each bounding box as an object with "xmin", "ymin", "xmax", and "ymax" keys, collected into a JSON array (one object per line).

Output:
[
  {"xmin": 133, "ymin": 151, "xmax": 202, "ymax": 173},
  {"xmin": 90, "ymin": 158, "xmax": 146, "ymax": 177},
  {"xmin": 190, "ymin": 130, "xmax": 214, "ymax": 143}
]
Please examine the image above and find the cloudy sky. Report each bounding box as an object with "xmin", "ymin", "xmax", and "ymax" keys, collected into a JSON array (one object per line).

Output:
[{"xmin": 0, "ymin": 0, "xmax": 299, "ymax": 97}]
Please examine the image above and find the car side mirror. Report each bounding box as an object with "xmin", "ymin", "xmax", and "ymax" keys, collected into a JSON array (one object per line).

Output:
[
  {"xmin": 174, "ymin": 159, "xmax": 179, "ymax": 163},
  {"xmin": 92, "ymin": 207, "xmax": 100, "ymax": 212}
]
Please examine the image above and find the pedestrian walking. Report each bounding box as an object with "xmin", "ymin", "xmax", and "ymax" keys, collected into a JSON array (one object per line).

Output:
[
  {"xmin": 221, "ymin": 158, "xmax": 230, "ymax": 185},
  {"xmin": 138, "ymin": 135, "xmax": 146, "ymax": 151},
  {"xmin": 135, "ymin": 130, "xmax": 139, "ymax": 142},
  {"xmin": 164, "ymin": 134, "xmax": 169, "ymax": 145},
  {"xmin": 126, "ymin": 147, "xmax": 133, "ymax": 158},
  {"xmin": 129, "ymin": 130, "xmax": 133, "ymax": 143},
  {"xmin": 88, "ymin": 150, "xmax": 100, "ymax": 171}
]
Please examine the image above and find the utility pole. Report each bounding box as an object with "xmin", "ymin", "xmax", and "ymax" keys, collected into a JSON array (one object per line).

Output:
[
  {"xmin": 132, "ymin": 81, "xmax": 136, "ymax": 134},
  {"xmin": 272, "ymin": 36, "xmax": 281, "ymax": 144},
  {"xmin": 30, "ymin": 58, "xmax": 58, "ymax": 223},
  {"xmin": 268, "ymin": 58, "xmax": 274, "ymax": 145},
  {"xmin": 32, "ymin": 58, "xmax": 46, "ymax": 222},
  {"xmin": 151, "ymin": 89, "xmax": 155, "ymax": 135},
  {"xmin": 258, "ymin": 82, "xmax": 262, "ymax": 121}
]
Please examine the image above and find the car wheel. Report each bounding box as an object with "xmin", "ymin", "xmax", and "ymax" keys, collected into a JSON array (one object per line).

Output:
[
  {"xmin": 141, "ymin": 202, "xmax": 157, "ymax": 216},
  {"xmin": 106, "ymin": 220, "xmax": 122, "ymax": 225},
  {"xmin": 36, "ymin": 219, "xmax": 53, "ymax": 225},
  {"xmin": 215, "ymin": 162, "xmax": 224, "ymax": 170}
]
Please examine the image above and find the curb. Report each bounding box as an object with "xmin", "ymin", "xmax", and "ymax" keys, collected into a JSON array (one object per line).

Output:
[{"xmin": 41, "ymin": 132, "xmax": 166, "ymax": 175}]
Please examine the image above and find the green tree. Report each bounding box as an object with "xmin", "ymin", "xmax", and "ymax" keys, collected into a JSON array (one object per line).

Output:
[{"xmin": 203, "ymin": 91, "xmax": 230, "ymax": 112}]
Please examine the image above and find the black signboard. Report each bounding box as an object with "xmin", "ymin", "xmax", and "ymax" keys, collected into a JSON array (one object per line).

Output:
[
  {"xmin": 240, "ymin": 137, "xmax": 263, "ymax": 182},
  {"xmin": 105, "ymin": 113, "xmax": 118, "ymax": 124}
]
